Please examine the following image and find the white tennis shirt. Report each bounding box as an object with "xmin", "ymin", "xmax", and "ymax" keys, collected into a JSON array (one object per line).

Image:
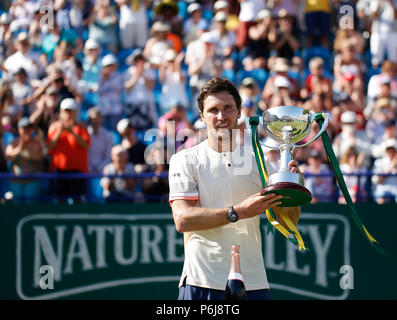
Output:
[{"xmin": 169, "ymin": 140, "xmax": 276, "ymax": 290}]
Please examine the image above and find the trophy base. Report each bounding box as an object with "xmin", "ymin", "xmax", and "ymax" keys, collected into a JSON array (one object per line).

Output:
[{"xmin": 261, "ymin": 182, "xmax": 312, "ymax": 207}]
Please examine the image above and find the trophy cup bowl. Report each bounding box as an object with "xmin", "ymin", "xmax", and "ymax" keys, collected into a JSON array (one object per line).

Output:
[{"xmin": 261, "ymin": 106, "xmax": 329, "ymax": 207}]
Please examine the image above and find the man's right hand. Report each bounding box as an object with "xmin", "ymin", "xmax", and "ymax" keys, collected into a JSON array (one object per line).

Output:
[{"xmin": 234, "ymin": 193, "xmax": 283, "ymax": 220}]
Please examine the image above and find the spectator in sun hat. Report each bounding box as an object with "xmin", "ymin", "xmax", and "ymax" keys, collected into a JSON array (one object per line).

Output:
[
  {"xmin": 86, "ymin": 106, "xmax": 113, "ymax": 173},
  {"xmin": 97, "ymin": 53, "xmax": 123, "ymax": 131},
  {"xmin": 87, "ymin": 0, "xmax": 118, "ymax": 53},
  {"xmin": 213, "ymin": 0, "xmax": 229, "ymax": 13},
  {"xmin": 332, "ymin": 110, "xmax": 372, "ymax": 168},
  {"xmin": 124, "ymin": 48, "xmax": 157, "ymax": 132},
  {"xmin": 153, "ymin": 0, "xmax": 183, "ymax": 36},
  {"xmin": 208, "ymin": 11, "xmax": 237, "ymax": 62},
  {"xmin": 116, "ymin": 0, "xmax": 149, "ymax": 49},
  {"xmin": 81, "ymin": 38, "xmax": 102, "ymax": 107},
  {"xmin": 183, "ymin": 2, "xmax": 207, "ymax": 46},
  {"xmin": 186, "ymin": 32, "xmax": 222, "ymax": 110},
  {"xmin": 3, "ymin": 31, "xmax": 40, "ymax": 80},
  {"xmin": 262, "ymin": 57, "xmax": 299, "ymax": 104},
  {"xmin": 159, "ymin": 49, "xmax": 189, "ymax": 114},
  {"xmin": 46, "ymin": 98, "xmax": 90, "ymax": 201},
  {"xmin": 143, "ymin": 21, "xmax": 172, "ymax": 64},
  {"xmin": 268, "ymin": 75, "xmax": 295, "ymax": 108},
  {"xmin": 213, "ymin": 0, "xmax": 239, "ymax": 31},
  {"xmin": 371, "ymin": 138, "xmax": 397, "ymax": 204},
  {"xmin": 184, "ymin": 19, "xmax": 210, "ymax": 68}
]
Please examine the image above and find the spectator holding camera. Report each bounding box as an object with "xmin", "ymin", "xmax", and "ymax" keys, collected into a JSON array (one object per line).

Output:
[
  {"xmin": 47, "ymin": 98, "xmax": 90, "ymax": 201},
  {"xmin": 32, "ymin": 67, "xmax": 82, "ymax": 106},
  {"xmin": 5, "ymin": 117, "xmax": 43, "ymax": 202}
]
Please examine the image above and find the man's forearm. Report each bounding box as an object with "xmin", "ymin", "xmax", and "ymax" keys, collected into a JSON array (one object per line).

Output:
[{"xmin": 172, "ymin": 202, "xmax": 229, "ymax": 233}]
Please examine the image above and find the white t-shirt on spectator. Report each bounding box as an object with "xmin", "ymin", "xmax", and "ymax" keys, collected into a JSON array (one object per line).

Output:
[
  {"xmin": 370, "ymin": 0, "xmax": 397, "ymax": 33},
  {"xmin": 4, "ymin": 51, "xmax": 39, "ymax": 80},
  {"xmin": 239, "ymin": 0, "xmax": 267, "ymax": 22}
]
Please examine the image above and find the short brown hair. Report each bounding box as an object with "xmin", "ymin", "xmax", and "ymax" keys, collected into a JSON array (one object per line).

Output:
[{"xmin": 197, "ymin": 77, "xmax": 242, "ymax": 113}]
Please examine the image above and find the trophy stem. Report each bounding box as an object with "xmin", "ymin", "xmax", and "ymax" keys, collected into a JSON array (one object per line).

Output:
[{"xmin": 279, "ymin": 144, "xmax": 294, "ymax": 172}]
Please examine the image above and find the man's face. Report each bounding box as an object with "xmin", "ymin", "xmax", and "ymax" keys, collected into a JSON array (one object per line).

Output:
[
  {"xmin": 200, "ymin": 91, "xmax": 240, "ymax": 141},
  {"xmin": 89, "ymin": 114, "xmax": 103, "ymax": 127},
  {"xmin": 60, "ymin": 109, "xmax": 76, "ymax": 125},
  {"xmin": 19, "ymin": 126, "xmax": 33, "ymax": 141}
]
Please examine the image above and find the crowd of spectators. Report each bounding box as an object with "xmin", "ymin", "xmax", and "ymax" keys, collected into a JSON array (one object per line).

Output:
[{"xmin": 0, "ymin": 0, "xmax": 396, "ymax": 204}]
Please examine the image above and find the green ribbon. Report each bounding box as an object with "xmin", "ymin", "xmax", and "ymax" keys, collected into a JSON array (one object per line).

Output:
[
  {"xmin": 315, "ymin": 113, "xmax": 391, "ymax": 259},
  {"xmin": 249, "ymin": 116, "xmax": 275, "ymax": 233},
  {"xmin": 249, "ymin": 116, "xmax": 307, "ymax": 250}
]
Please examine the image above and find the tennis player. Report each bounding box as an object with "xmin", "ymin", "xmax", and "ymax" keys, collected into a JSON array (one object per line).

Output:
[{"xmin": 169, "ymin": 77, "xmax": 301, "ymax": 300}]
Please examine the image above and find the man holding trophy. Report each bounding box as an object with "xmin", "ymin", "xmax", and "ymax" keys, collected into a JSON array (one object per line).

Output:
[
  {"xmin": 170, "ymin": 75, "xmax": 388, "ymax": 300},
  {"xmin": 169, "ymin": 77, "xmax": 303, "ymax": 300}
]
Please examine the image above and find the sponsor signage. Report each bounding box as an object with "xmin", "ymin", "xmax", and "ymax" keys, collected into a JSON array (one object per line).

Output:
[{"xmin": 0, "ymin": 203, "xmax": 395, "ymax": 300}]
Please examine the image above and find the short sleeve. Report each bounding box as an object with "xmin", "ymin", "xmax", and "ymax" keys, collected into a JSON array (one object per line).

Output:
[{"xmin": 168, "ymin": 150, "xmax": 199, "ymax": 204}]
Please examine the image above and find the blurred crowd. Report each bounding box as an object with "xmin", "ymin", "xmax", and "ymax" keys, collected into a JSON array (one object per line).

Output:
[{"xmin": 0, "ymin": 0, "xmax": 396, "ymax": 204}]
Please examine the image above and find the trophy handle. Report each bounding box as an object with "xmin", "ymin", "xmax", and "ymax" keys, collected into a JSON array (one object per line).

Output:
[{"xmin": 295, "ymin": 113, "xmax": 329, "ymax": 148}]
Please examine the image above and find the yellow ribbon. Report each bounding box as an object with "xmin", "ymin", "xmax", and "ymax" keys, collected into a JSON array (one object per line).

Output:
[{"xmin": 253, "ymin": 124, "xmax": 306, "ymax": 251}]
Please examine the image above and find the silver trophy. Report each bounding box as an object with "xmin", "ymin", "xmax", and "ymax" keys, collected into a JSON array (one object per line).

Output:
[{"xmin": 261, "ymin": 106, "xmax": 329, "ymax": 207}]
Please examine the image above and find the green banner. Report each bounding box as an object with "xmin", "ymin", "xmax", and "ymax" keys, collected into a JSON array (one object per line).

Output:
[{"xmin": 0, "ymin": 203, "xmax": 395, "ymax": 300}]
